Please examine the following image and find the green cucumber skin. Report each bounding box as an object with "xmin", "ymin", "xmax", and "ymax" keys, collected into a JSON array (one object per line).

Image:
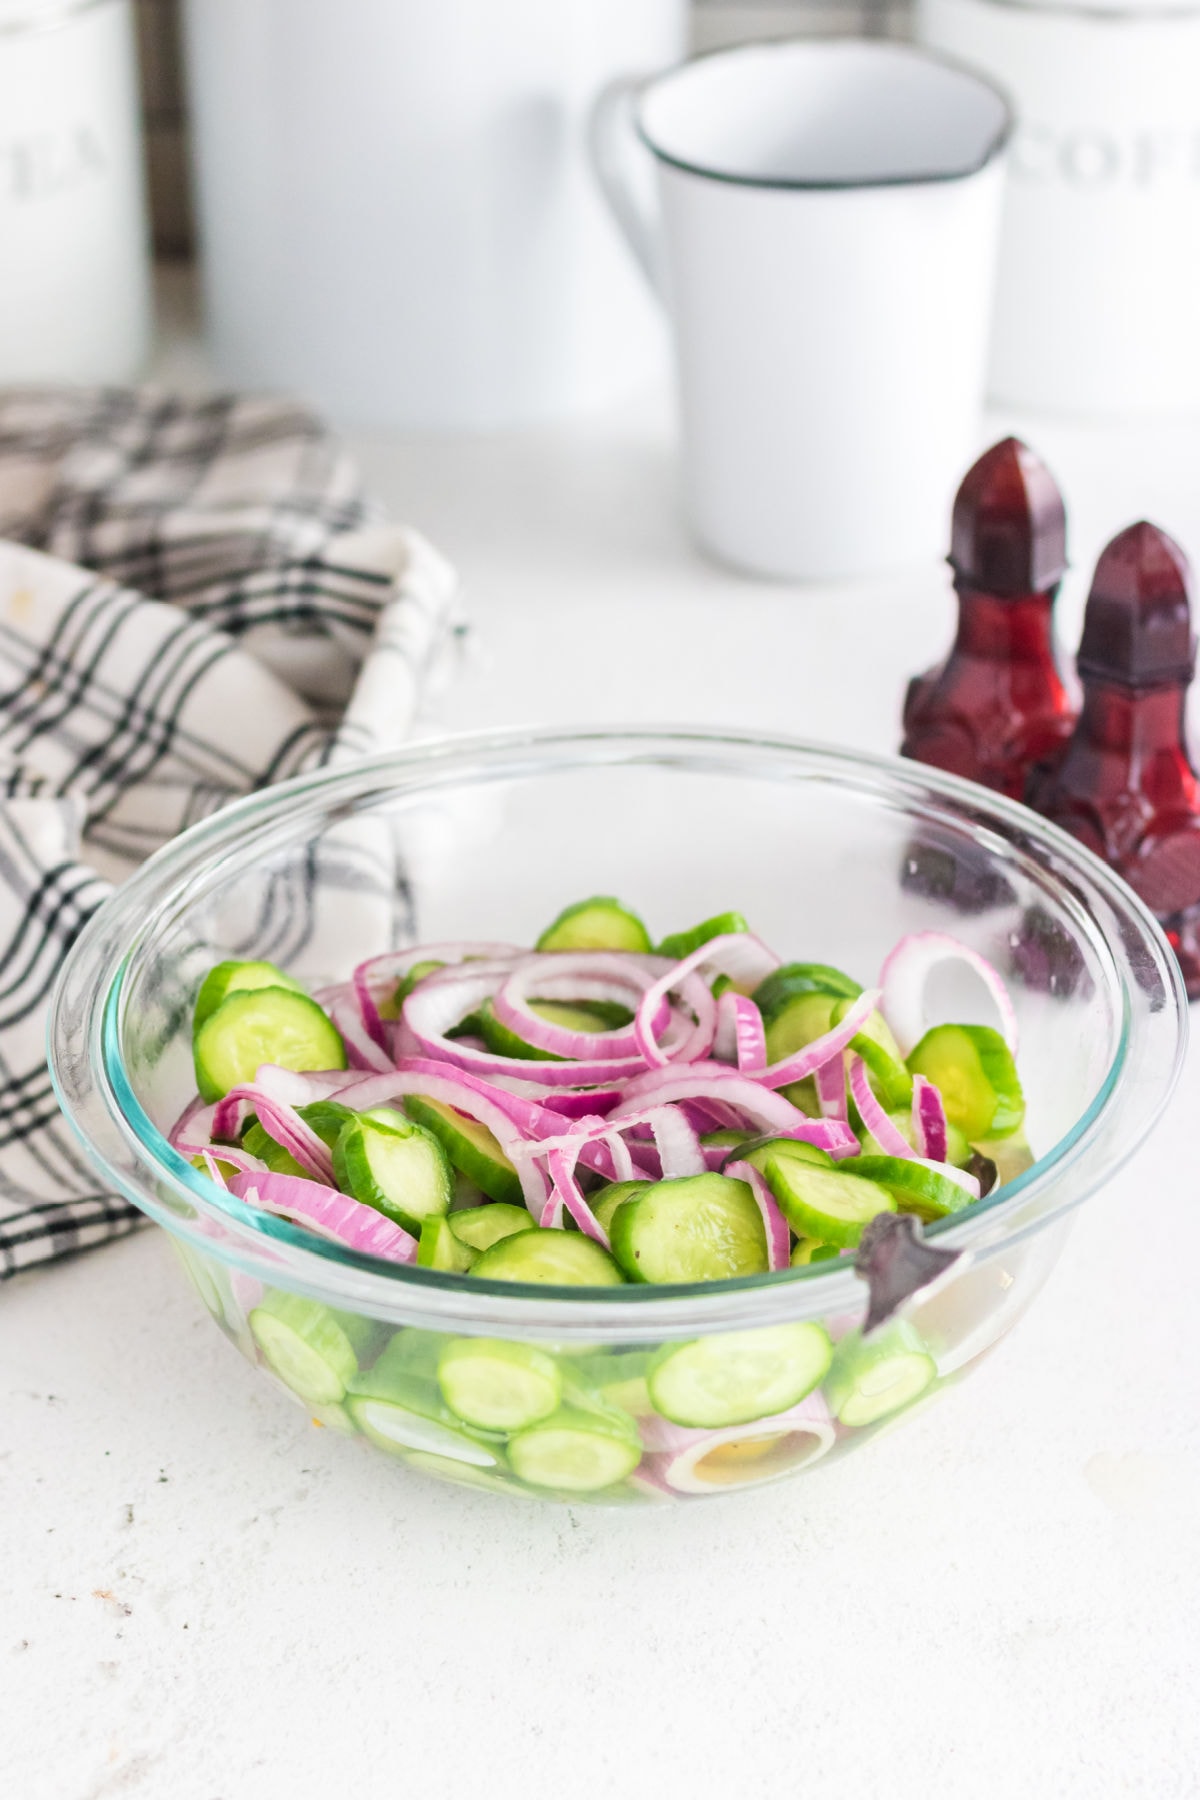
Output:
[
  {"xmin": 753, "ymin": 962, "xmax": 862, "ymax": 1023},
  {"xmin": 839, "ymin": 1155, "xmax": 974, "ymax": 1222},
  {"xmin": 506, "ymin": 1408, "xmax": 642, "ymax": 1493},
  {"xmin": 470, "ymin": 1228, "xmax": 626, "ymax": 1287},
  {"xmin": 907, "ymin": 1025, "xmax": 1025, "ymax": 1142},
  {"xmin": 763, "ymin": 1157, "xmax": 896, "ymax": 1249},
  {"xmin": 193, "ymin": 959, "xmax": 305, "ymax": 1034},
  {"xmin": 417, "ymin": 1217, "xmax": 477, "ymax": 1273},
  {"xmin": 825, "ymin": 1323, "xmax": 937, "ymax": 1428},
  {"xmin": 193, "ymin": 986, "xmax": 346, "ymax": 1103},
  {"xmin": 333, "ymin": 1108, "xmax": 454, "ymax": 1235},
  {"xmin": 248, "ymin": 1292, "xmax": 364, "ymax": 1406},
  {"xmin": 609, "ymin": 1175, "xmax": 768, "ymax": 1285},
  {"xmin": 402, "ymin": 1095, "xmax": 524, "ymax": 1207},
  {"xmin": 655, "ymin": 913, "xmax": 749, "ymax": 961},
  {"xmin": 437, "ymin": 1338, "xmax": 563, "ymax": 1432},
  {"xmin": 648, "ymin": 1323, "xmax": 833, "ymax": 1429},
  {"xmin": 448, "ymin": 1203, "xmax": 534, "ymax": 1252},
  {"xmin": 590, "ymin": 1180, "xmax": 652, "ymax": 1235},
  {"xmin": 535, "ymin": 896, "xmax": 652, "ymax": 954}
]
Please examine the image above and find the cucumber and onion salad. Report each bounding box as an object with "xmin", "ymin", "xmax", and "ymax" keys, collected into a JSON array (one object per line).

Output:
[{"xmin": 174, "ymin": 903, "xmax": 1028, "ymax": 1492}]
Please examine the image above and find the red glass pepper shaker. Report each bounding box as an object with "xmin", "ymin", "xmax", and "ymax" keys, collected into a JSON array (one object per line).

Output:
[
  {"xmin": 902, "ymin": 437, "xmax": 1077, "ymax": 800},
  {"xmin": 1027, "ymin": 521, "xmax": 1200, "ymax": 997}
]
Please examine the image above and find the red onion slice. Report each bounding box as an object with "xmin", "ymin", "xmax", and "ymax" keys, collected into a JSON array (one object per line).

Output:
[
  {"xmin": 757, "ymin": 987, "xmax": 880, "ymax": 1090},
  {"xmin": 726, "ymin": 1159, "xmax": 791, "ymax": 1272},
  {"xmin": 633, "ymin": 934, "xmax": 774, "ymax": 1068},
  {"xmin": 848, "ymin": 1054, "xmax": 914, "ymax": 1160},
  {"xmin": 641, "ymin": 1393, "xmax": 835, "ymax": 1493},
  {"xmin": 911, "ymin": 1074, "xmax": 949, "ymax": 1162},
  {"xmin": 178, "ymin": 1141, "xmax": 267, "ymax": 1176},
  {"xmin": 814, "ymin": 1055, "xmax": 847, "ymax": 1121},
  {"xmin": 540, "ymin": 1146, "xmax": 612, "ymax": 1247},
  {"xmin": 647, "ymin": 1105, "xmax": 706, "ymax": 1179},
  {"xmin": 910, "ymin": 1157, "xmax": 981, "ymax": 1200},
  {"xmin": 731, "ymin": 994, "xmax": 767, "ymax": 1075},
  {"xmin": 492, "ymin": 952, "xmax": 668, "ymax": 1059},
  {"xmin": 228, "ymin": 1170, "xmax": 418, "ymax": 1263},
  {"xmin": 880, "ymin": 931, "xmax": 1019, "ymax": 1058},
  {"xmin": 612, "ymin": 1064, "xmax": 859, "ymax": 1157}
]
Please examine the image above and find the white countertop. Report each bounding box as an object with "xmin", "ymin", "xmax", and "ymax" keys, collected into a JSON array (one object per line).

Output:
[{"xmin": 4, "ymin": 330, "xmax": 1200, "ymax": 1798}]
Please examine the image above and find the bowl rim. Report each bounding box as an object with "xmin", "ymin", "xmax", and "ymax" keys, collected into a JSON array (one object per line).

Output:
[{"xmin": 49, "ymin": 724, "xmax": 1188, "ymax": 1339}]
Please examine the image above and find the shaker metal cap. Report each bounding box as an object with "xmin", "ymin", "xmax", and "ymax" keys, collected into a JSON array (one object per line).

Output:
[
  {"xmin": 949, "ymin": 436, "xmax": 1068, "ymax": 597},
  {"xmin": 1076, "ymin": 521, "xmax": 1196, "ymax": 687}
]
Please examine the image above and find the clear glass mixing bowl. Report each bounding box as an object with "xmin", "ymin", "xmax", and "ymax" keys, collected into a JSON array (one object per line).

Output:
[{"xmin": 48, "ymin": 729, "xmax": 1187, "ymax": 1503}]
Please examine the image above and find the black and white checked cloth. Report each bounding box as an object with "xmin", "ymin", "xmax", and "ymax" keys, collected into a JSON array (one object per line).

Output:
[{"xmin": 0, "ymin": 389, "xmax": 458, "ymax": 1277}]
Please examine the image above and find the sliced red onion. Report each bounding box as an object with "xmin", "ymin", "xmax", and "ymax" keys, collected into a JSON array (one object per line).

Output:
[
  {"xmin": 712, "ymin": 990, "xmax": 738, "ymax": 1064},
  {"xmin": 647, "ymin": 1105, "xmax": 706, "ymax": 1178},
  {"xmin": 228, "ymin": 1170, "xmax": 418, "ymax": 1263},
  {"xmin": 848, "ymin": 1054, "xmax": 914, "ymax": 1159},
  {"xmin": 731, "ymin": 994, "xmax": 767, "ymax": 1074},
  {"xmin": 323, "ymin": 986, "xmax": 395, "ymax": 1072},
  {"xmin": 725, "ymin": 1159, "xmax": 791, "ymax": 1272},
  {"xmin": 880, "ymin": 930, "xmax": 1019, "ymax": 1057},
  {"xmin": 404, "ymin": 961, "xmax": 651, "ymax": 1086},
  {"xmin": 814, "ymin": 1055, "xmax": 847, "ymax": 1121},
  {"xmin": 612, "ymin": 1063, "xmax": 858, "ymax": 1156},
  {"xmin": 607, "ymin": 1132, "xmax": 636, "ymax": 1183},
  {"xmin": 206, "ymin": 1082, "xmax": 335, "ymax": 1183},
  {"xmin": 640, "ymin": 1393, "xmax": 835, "ymax": 1493},
  {"xmin": 757, "ymin": 986, "xmax": 880, "ymax": 1090},
  {"xmin": 178, "ymin": 1141, "xmax": 267, "ymax": 1176},
  {"xmin": 634, "ymin": 936, "xmax": 766, "ymax": 1068},
  {"xmin": 492, "ymin": 952, "xmax": 668, "ymax": 1060},
  {"xmin": 911, "ymin": 1073, "xmax": 948, "ymax": 1162},
  {"xmin": 540, "ymin": 1146, "xmax": 612, "ymax": 1247}
]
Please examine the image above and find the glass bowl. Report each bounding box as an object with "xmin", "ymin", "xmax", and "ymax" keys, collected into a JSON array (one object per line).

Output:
[{"xmin": 48, "ymin": 728, "xmax": 1187, "ymax": 1504}]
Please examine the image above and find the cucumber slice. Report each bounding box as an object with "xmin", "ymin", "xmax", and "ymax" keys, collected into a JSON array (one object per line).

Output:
[
  {"xmin": 837, "ymin": 1000, "xmax": 913, "ymax": 1110},
  {"xmin": 297, "ymin": 1099, "xmax": 355, "ymax": 1148},
  {"xmin": 372, "ymin": 1328, "xmax": 453, "ymax": 1383},
  {"xmin": 333, "ymin": 1106, "xmax": 453, "ymax": 1234},
  {"xmin": 194, "ymin": 959, "xmax": 306, "ymax": 1033},
  {"xmin": 699, "ymin": 1129, "xmax": 753, "ymax": 1150},
  {"xmin": 193, "ymin": 987, "xmax": 346, "ymax": 1103},
  {"xmin": 242, "ymin": 1121, "xmax": 307, "ymax": 1178},
  {"xmin": 507, "ymin": 1407, "xmax": 642, "ymax": 1492},
  {"xmin": 762, "ymin": 991, "xmax": 837, "ymax": 1064},
  {"xmin": 826, "ymin": 1321, "xmax": 936, "ymax": 1427},
  {"xmin": 907, "ymin": 1024, "xmax": 1025, "ymax": 1141},
  {"xmin": 249, "ymin": 1291, "xmax": 367, "ymax": 1406},
  {"xmin": 348, "ymin": 1377, "xmax": 503, "ymax": 1467},
  {"xmin": 403, "ymin": 1094, "xmax": 524, "ymax": 1206},
  {"xmin": 763, "ymin": 1155, "xmax": 896, "ymax": 1249},
  {"xmin": 839, "ymin": 1154, "xmax": 976, "ymax": 1223},
  {"xmin": 448, "ymin": 1203, "xmax": 534, "ymax": 1252},
  {"xmin": 590, "ymin": 1179, "xmax": 651, "ymax": 1235},
  {"xmin": 417, "ymin": 1216, "xmax": 477, "ymax": 1273},
  {"xmin": 739, "ymin": 1136, "xmax": 835, "ymax": 1176},
  {"xmin": 753, "ymin": 962, "xmax": 862, "ymax": 1024},
  {"xmin": 469, "ymin": 1229, "xmax": 626, "ymax": 1287},
  {"xmin": 477, "ymin": 997, "xmax": 564, "ymax": 1063},
  {"xmin": 401, "ymin": 1451, "xmax": 518, "ymax": 1495},
  {"xmin": 609, "ymin": 1174, "xmax": 768, "ymax": 1284},
  {"xmin": 532, "ymin": 999, "xmax": 634, "ymax": 1031},
  {"xmin": 781, "ymin": 1078, "xmax": 820, "ymax": 1115},
  {"xmin": 383, "ymin": 958, "xmax": 446, "ymax": 1019},
  {"xmin": 790, "ymin": 1239, "xmax": 842, "ymax": 1266},
  {"xmin": 648, "ymin": 1322, "xmax": 833, "ymax": 1428},
  {"xmin": 655, "ymin": 912, "xmax": 749, "ymax": 961},
  {"xmin": 535, "ymin": 896, "xmax": 652, "ymax": 954},
  {"xmin": 570, "ymin": 1350, "xmax": 652, "ymax": 1418},
  {"xmin": 437, "ymin": 1337, "xmax": 563, "ymax": 1431},
  {"xmin": 858, "ymin": 1110, "xmax": 973, "ymax": 1169}
]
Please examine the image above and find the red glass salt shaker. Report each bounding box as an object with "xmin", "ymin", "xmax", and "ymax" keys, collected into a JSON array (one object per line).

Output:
[
  {"xmin": 1027, "ymin": 521, "xmax": 1200, "ymax": 998},
  {"xmin": 901, "ymin": 437, "xmax": 1077, "ymax": 799}
]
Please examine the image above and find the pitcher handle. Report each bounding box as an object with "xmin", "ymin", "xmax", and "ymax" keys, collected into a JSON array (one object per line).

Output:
[{"xmin": 588, "ymin": 75, "xmax": 664, "ymax": 299}]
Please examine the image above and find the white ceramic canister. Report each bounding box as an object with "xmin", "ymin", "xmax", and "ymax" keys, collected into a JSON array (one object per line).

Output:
[
  {"xmin": 0, "ymin": 0, "xmax": 151, "ymax": 383},
  {"xmin": 181, "ymin": 0, "xmax": 686, "ymax": 431},
  {"xmin": 919, "ymin": 0, "xmax": 1200, "ymax": 416}
]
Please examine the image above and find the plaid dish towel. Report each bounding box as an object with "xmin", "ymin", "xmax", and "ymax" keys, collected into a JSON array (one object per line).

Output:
[{"xmin": 0, "ymin": 389, "xmax": 459, "ymax": 1277}]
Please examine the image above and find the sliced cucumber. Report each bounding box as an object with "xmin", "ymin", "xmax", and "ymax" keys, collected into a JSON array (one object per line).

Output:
[
  {"xmin": 739, "ymin": 1136, "xmax": 835, "ymax": 1176},
  {"xmin": 507, "ymin": 1407, "xmax": 642, "ymax": 1492},
  {"xmin": 790, "ymin": 1239, "xmax": 841, "ymax": 1267},
  {"xmin": 403, "ymin": 1094, "xmax": 523, "ymax": 1206},
  {"xmin": 907, "ymin": 1024, "xmax": 1025, "ymax": 1141},
  {"xmin": 469, "ymin": 1229, "xmax": 626, "ymax": 1287},
  {"xmin": 448, "ymin": 1203, "xmax": 534, "ymax": 1252},
  {"xmin": 348, "ymin": 1376, "xmax": 503, "ymax": 1467},
  {"xmin": 437, "ymin": 1337, "xmax": 563, "ymax": 1431},
  {"xmin": 648, "ymin": 1322, "xmax": 833, "ymax": 1428},
  {"xmin": 383, "ymin": 958, "xmax": 446, "ymax": 1019},
  {"xmin": 699, "ymin": 1129, "xmax": 753, "ymax": 1150},
  {"xmin": 655, "ymin": 912, "xmax": 749, "ymax": 961},
  {"xmin": 297, "ymin": 1099, "xmax": 355, "ymax": 1147},
  {"xmin": 839, "ymin": 1154, "xmax": 976, "ymax": 1223},
  {"xmin": 417, "ymin": 1216, "xmax": 477, "ymax": 1272},
  {"xmin": 193, "ymin": 987, "xmax": 346, "ymax": 1103},
  {"xmin": 762, "ymin": 991, "xmax": 837, "ymax": 1064},
  {"xmin": 333, "ymin": 1106, "xmax": 453, "ymax": 1234},
  {"xmin": 838, "ymin": 1000, "xmax": 913, "ymax": 1110},
  {"xmin": 401, "ymin": 1451, "xmax": 518, "ymax": 1495},
  {"xmin": 570, "ymin": 1351, "xmax": 652, "ymax": 1418},
  {"xmin": 242, "ymin": 1121, "xmax": 306, "ymax": 1178},
  {"xmin": 248, "ymin": 1291, "xmax": 368, "ymax": 1406},
  {"xmin": 858, "ymin": 1110, "xmax": 973, "ymax": 1169},
  {"xmin": 825, "ymin": 1321, "xmax": 936, "ymax": 1427},
  {"xmin": 535, "ymin": 896, "xmax": 652, "ymax": 954},
  {"xmin": 763, "ymin": 1155, "xmax": 896, "ymax": 1249},
  {"xmin": 477, "ymin": 997, "xmax": 564, "ymax": 1063},
  {"xmin": 532, "ymin": 999, "xmax": 634, "ymax": 1031},
  {"xmin": 590, "ymin": 1179, "xmax": 651, "ymax": 1235},
  {"xmin": 609, "ymin": 1174, "xmax": 768, "ymax": 1285},
  {"xmin": 753, "ymin": 962, "xmax": 862, "ymax": 1024},
  {"xmin": 194, "ymin": 959, "xmax": 306, "ymax": 1033}
]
